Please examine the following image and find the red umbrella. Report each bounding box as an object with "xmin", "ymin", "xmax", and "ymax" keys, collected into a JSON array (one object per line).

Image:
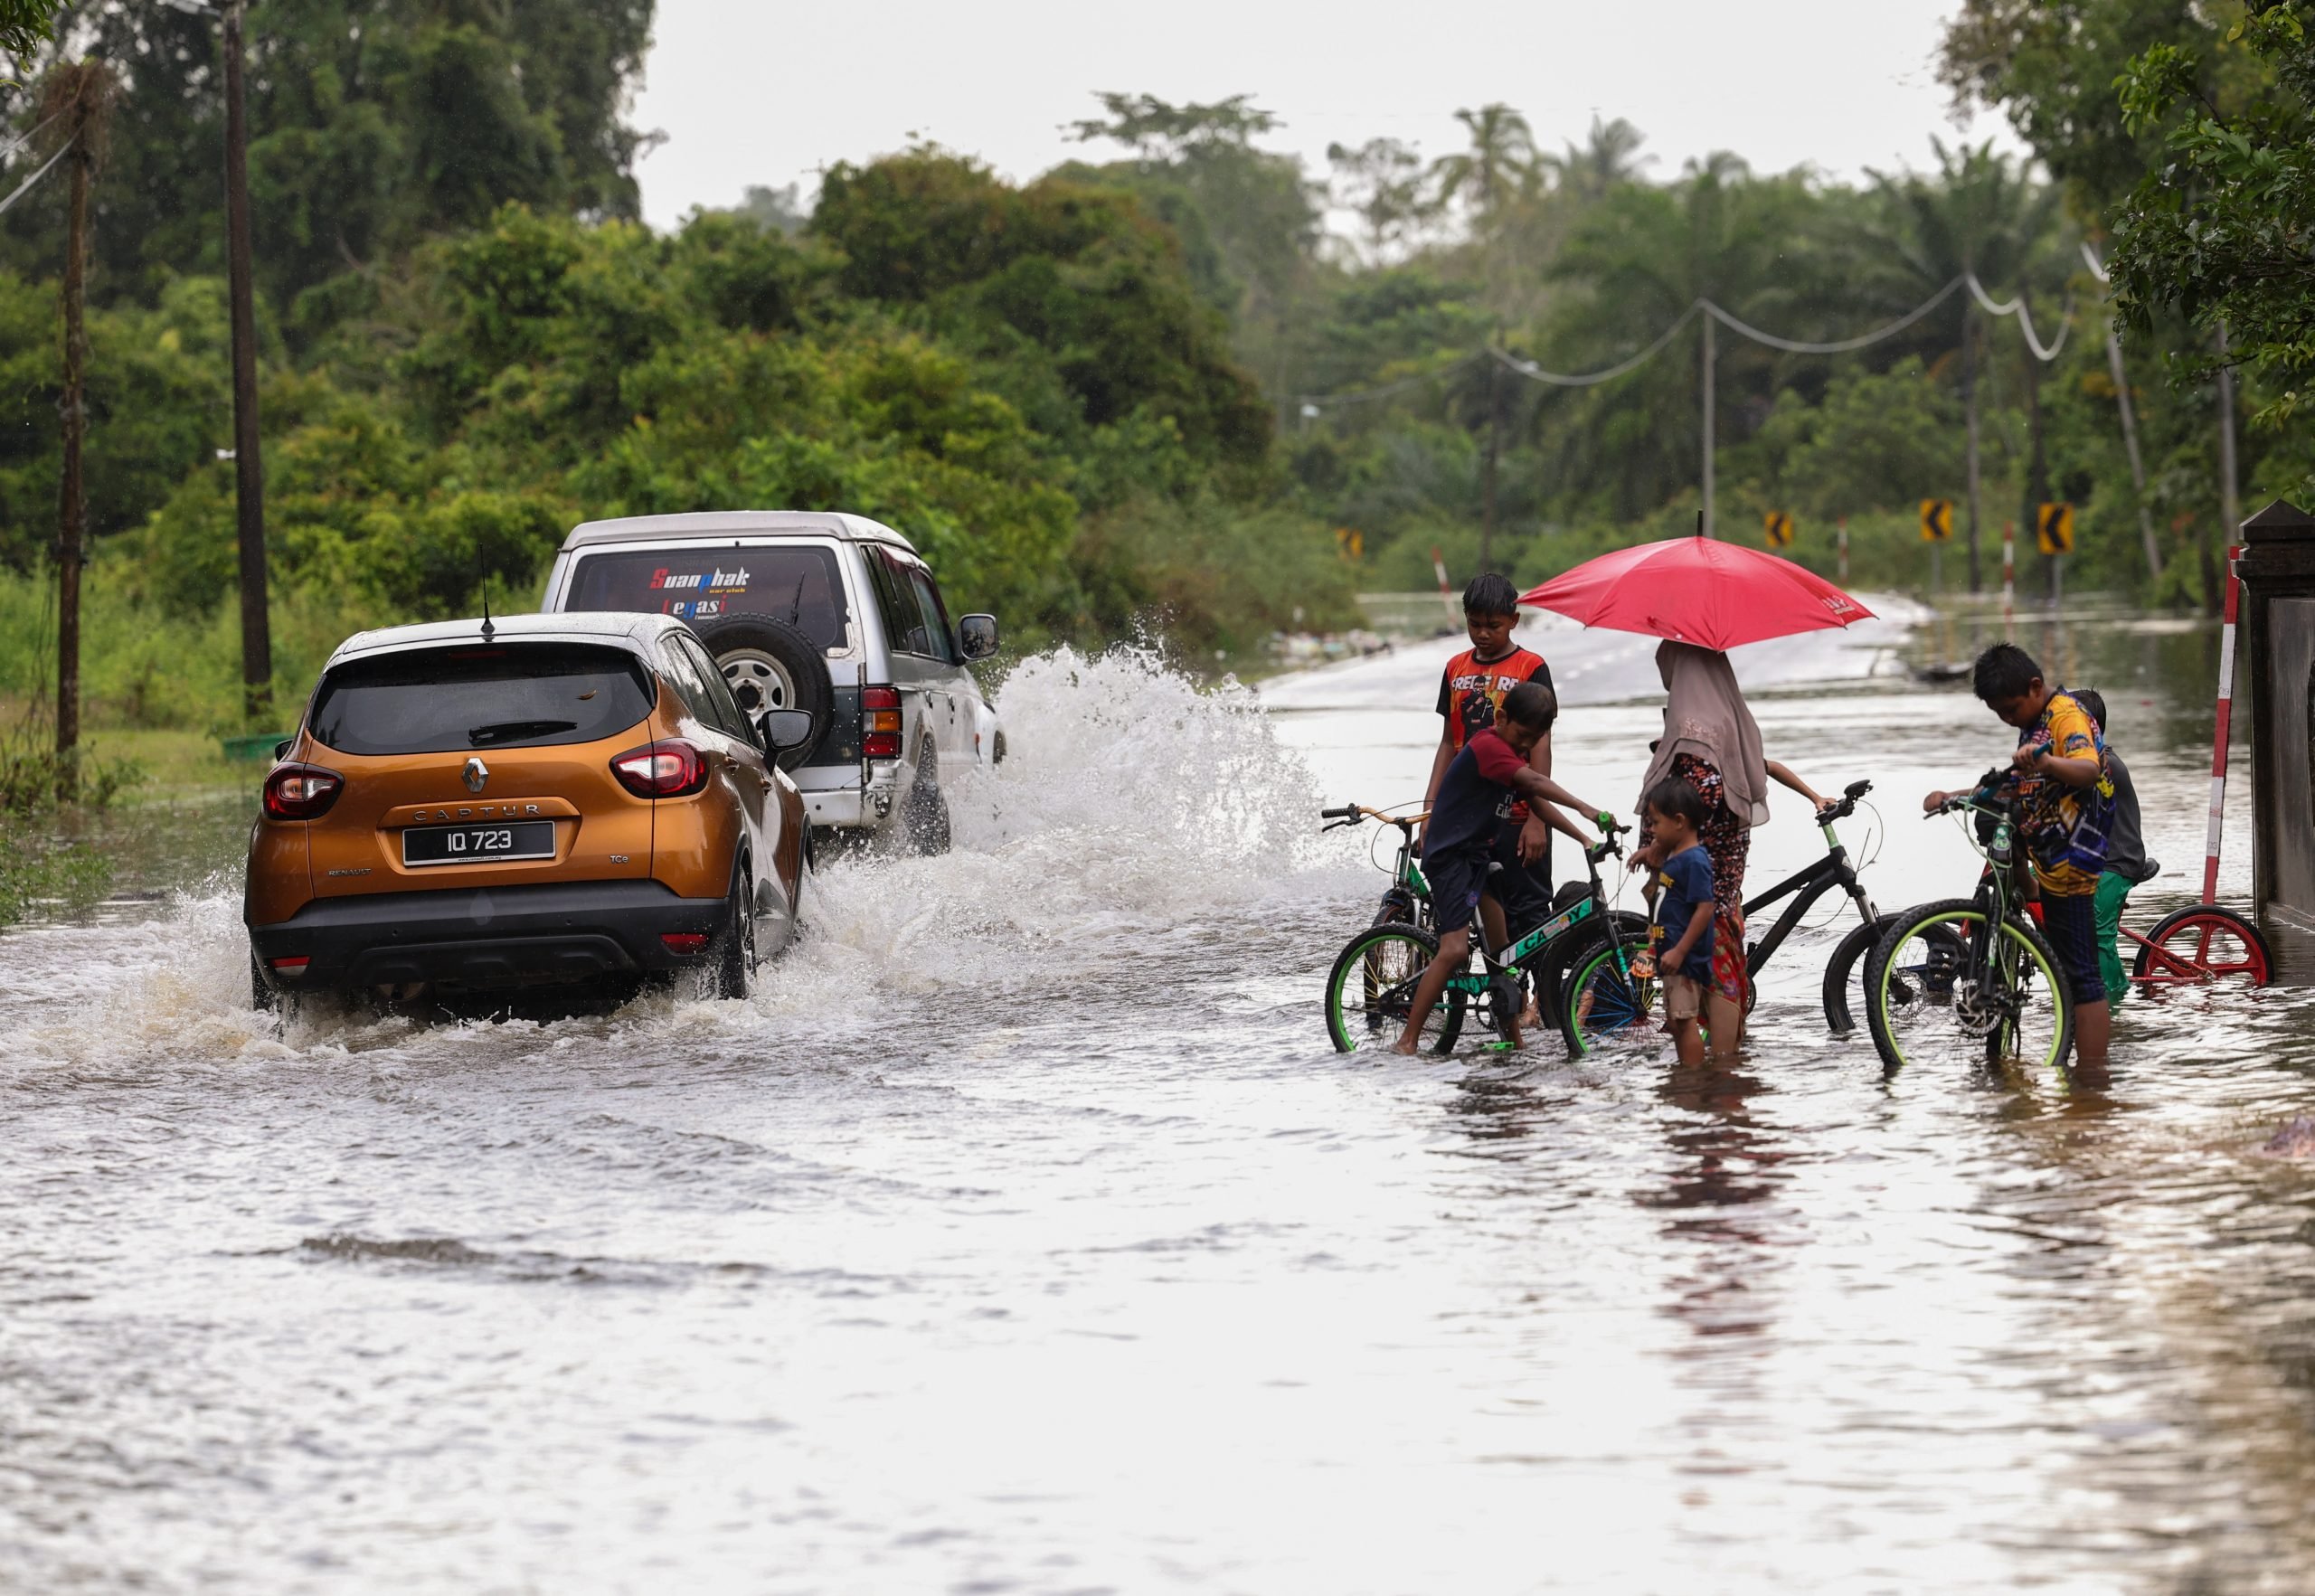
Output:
[{"xmin": 1517, "ymin": 532, "xmax": 1874, "ymax": 651}]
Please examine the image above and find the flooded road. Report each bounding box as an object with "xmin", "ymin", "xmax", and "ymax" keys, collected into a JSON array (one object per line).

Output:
[{"xmin": 5, "ymin": 606, "xmax": 2314, "ymax": 1593}]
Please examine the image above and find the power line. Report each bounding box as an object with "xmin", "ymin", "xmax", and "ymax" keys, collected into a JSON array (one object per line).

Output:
[
  {"xmin": 0, "ymin": 136, "xmax": 74, "ymax": 224},
  {"xmin": 1489, "ymin": 303, "xmax": 1701, "ymax": 386},
  {"xmin": 1298, "ymin": 267, "xmax": 2073, "ymax": 411},
  {"xmin": 1701, "ymin": 276, "xmax": 1964, "ymax": 354}
]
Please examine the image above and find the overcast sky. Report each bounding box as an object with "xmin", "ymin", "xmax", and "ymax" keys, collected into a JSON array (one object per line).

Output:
[{"xmin": 629, "ymin": 1, "xmax": 2021, "ymax": 231}]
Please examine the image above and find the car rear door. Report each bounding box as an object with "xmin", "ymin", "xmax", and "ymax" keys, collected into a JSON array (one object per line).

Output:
[
  {"xmin": 864, "ymin": 545, "xmax": 948, "ymax": 778},
  {"xmin": 298, "ymin": 641, "xmax": 657, "ymax": 900}
]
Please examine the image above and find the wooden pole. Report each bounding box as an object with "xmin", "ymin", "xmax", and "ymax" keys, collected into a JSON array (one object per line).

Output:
[
  {"xmin": 222, "ymin": 0, "xmax": 271, "ymax": 722},
  {"xmin": 53, "ymin": 99, "xmax": 88, "ymax": 795},
  {"xmin": 1700, "ymin": 312, "xmax": 1715, "ymax": 538},
  {"xmin": 2214, "ymin": 322, "xmax": 2242, "ymax": 617},
  {"xmin": 1479, "ymin": 340, "xmax": 1499, "ymax": 573},
  {"xmin": 1961, "ymin": 307, "xmax": 1982, "ymax": 592},
  {"xmin": 2103, "ymin": 318, "xmax": 2164, "ymax": 582}
]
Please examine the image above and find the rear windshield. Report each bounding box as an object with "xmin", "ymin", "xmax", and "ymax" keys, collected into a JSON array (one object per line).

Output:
[
  {"xmin": 566, "ymin": 546, "xmax": 850, "ymax": 652},
  {"xmin": 308, "ymin": 644, "xmax": 657, "ymax": 756}
]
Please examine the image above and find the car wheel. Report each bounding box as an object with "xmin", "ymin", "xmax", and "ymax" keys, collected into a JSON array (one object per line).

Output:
[
  {"xmin": 902, "ymin": 747, "xmax": 951, "ymax": 856},
  {"xmin": 249, "ymin": 949, "xmax": 277, "ymax": 1013},
  {"xmin": 696, "ymin": 615, "xmax": 835, "ymax": 771},
  {"xmin": 712, "ymin": 868, "xmax": 757, "ymax": 1000}
]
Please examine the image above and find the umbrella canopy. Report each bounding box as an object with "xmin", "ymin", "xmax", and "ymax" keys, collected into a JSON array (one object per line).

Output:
[{"xmin": 1517, "ymin": 535, "xmax": 1874, "ymax": 651}]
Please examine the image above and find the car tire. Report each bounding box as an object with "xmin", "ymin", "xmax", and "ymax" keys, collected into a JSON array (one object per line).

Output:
[
  {"xmin": 712, "ymin": 867, "xmax": 757, "ymax": 1000},
  {"xmin": 695, "ymin": 615, "xmax": 835, "ymax": 771},
  {"xmin": 902, "ymin": 745, "xmax": 951, "ymax": 856}
]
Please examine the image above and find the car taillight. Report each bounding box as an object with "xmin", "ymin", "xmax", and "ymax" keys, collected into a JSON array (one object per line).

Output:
[
  {"xmin": 659, "ymin": 932, "xmax": 708, "ymax": 955},
  {"xmin": 611, "ymin": 739, "xmax": 710, "ymax": 798},
  {"xmin": 862, "ymin": 685, "xmax": 902, "ymax": 760},
  {"xmin": 262, "ymin": 762, "xmax": 343, "ymax": 819}
]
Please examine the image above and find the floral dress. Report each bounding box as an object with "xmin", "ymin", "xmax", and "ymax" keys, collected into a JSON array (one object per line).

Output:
[{"xmin": 1639, "ymin": 752, "xmax": 1750, "ymax": 1005}]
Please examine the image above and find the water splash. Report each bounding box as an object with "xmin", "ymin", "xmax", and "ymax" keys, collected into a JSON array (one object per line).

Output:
[{"xmin": 0, "ymin": 644, "xmax": 1357, "ymax": 1065}]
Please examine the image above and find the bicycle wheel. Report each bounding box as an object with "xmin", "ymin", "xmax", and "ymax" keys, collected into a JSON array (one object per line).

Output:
[
  {"xmin": 1819, "ymin": 916, "xmax": 1891, "ymax": 1036},
  {"xmin": 1557, "ymin": 937, "xmax": 1660, "ymax": 1056},
  {"xmin": 1325, "ymin": 922, "xmax": 1466, "ymax": 1054},
  {"xmin": 1528, "ymin": 910, "xmax": 1648, "ymax": 1036},
  {"xmin": 2131, "ymin": 904, "xmax": 2272, "ymax": 987},
  {"xmin": 1866, "ymin": 899, "xmax": 2074, "ymax": 1074}
]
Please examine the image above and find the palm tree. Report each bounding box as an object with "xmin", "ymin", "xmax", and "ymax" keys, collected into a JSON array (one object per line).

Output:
[
  {"xmin": 1427, "ymin": 104, "xmax": 1538, "ymax": 228},
  {"xmin": 1545, "ymin": 116, "xmax": 1653, "ymax": 203},
  {"xmin": 1866, "ymin": 139, "xmax": 2066, "ymax": 590}
]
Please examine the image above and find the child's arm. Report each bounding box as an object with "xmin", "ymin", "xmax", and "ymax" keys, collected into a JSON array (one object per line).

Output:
[
  {"xmin": 1536, "ymin": 799, "xmax": 1592, "ymax": 847},
  {"xmin": 2012, "ymin": 742, "xmax": 2099, "ymax": 788},
  {"xmin": 1507, "ymin": 767, "xmax": 1609, "ymax": 827},
  {"xmin": 1766, "ymin": 759, "xmax": 1832, "ymax": 816},
  {"xmin": 1663, "ymin": 899, "xmax": 1713, "ymax": 970}
]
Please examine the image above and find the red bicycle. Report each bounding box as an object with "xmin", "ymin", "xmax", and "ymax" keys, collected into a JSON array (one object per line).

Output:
[{"xmin": 2126, "ymin": 899, "xmax": 2273, "ymax": 987}]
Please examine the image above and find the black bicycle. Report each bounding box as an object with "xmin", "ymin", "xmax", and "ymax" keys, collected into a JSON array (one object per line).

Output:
[
  {"xmin": 1322, "ymin": 817, "xmax": 1645, "ymax": 1054},
  {"xmin": 1728, "ymin": 779, "xmax": 1893, "ymax": 1034}
]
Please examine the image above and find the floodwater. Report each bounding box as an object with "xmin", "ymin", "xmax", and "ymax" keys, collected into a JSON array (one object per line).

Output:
[{"xmin": 5, "ymin": 601, "xmax": 2313, "ymax": 1594}]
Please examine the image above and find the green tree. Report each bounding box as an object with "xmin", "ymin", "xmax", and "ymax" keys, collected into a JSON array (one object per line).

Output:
[{"xmin": 2111, "ymin": 2, "xmax": 2315, "ymax": 430}]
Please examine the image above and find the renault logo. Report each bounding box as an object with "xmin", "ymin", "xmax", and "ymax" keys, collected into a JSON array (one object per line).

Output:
[{"xmin": 462, "ymin": 756, "xmax": 488, "ymax": 794}]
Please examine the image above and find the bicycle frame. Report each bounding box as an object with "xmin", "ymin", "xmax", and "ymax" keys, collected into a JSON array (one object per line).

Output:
[
  {"xmin": 1740, "ymin": 817, "xmax": 1880, "ymax": 977},
  {"xmin": 1441, "ymin": 836, "xmax": 1637, "ymax": 1007}
]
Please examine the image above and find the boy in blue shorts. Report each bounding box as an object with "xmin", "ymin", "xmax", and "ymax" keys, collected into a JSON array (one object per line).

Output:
[
  {"xmin": 1923, "ymin": 643, "xmax": 2117, "ymax": 1070},
  {"xmin": 1395, "ymin": 681, "xmax": 1611, "ymax": 1054},
  {"xmin": 1639, "ymin": 777, "xmax": 1717, "ymax": 1065}
]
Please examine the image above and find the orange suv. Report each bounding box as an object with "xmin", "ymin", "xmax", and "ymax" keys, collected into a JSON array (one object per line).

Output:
[{"xmin": 245, "ymin": 611, "xmax": 812, "ymax": 1006}]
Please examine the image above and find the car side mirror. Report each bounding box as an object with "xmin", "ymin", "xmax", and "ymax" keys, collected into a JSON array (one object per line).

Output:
[
  {"xmin": 958, "ymin": 613, "xmax": 999, "ymax": 661},
  {"xmin": 755, "ymin": 708, "xmax": 817, "ymax": 753}
]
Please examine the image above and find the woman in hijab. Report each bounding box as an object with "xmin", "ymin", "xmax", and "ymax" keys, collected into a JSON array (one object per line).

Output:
[{"xmin": 1634, "ymin": 640, "xmax": 1830, "ymax": 1053}]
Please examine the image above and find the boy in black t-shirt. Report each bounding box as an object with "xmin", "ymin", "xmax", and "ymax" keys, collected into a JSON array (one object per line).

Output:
[{"xmin": 1395, "ymin": 682, "xmax": 1611, "ymax": 1054}]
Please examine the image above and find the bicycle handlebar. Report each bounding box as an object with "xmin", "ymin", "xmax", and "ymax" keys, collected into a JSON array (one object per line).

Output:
[{"xmin": 1318, "ymin": 802, "xmax": 1425, "ymax": 833}]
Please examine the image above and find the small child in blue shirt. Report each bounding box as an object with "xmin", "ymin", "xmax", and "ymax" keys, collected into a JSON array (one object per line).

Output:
[{"xmin": 1640, "ymin": 776, "xmax": 1716, "ymax": 1065}]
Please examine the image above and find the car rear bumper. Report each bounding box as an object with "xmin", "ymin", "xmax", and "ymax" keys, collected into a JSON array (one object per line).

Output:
[
  {"xmin": 793, "ymin": 762, "xmax": 902, "ymax": 830},
  {"xmin": 248, "ymin": 880, "xmax": 727, "ymax": 994}
]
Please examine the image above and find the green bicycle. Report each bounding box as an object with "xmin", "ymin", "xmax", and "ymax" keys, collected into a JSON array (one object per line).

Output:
[
  {"xmin": 1321, "ymin": 813, "xmax": 1645, "ymax": 1054},
  {"xmin": 1865, "ymin": 792, "xmax": 2075, "ymax": 1073}
]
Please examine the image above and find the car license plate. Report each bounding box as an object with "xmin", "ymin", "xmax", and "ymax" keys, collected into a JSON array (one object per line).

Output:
[{"xmin": 402, "ymin": 819, "xmax": 556, "ymax": 866}]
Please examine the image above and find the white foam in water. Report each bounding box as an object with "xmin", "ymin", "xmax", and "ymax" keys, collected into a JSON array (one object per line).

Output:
[{"xmin": 0, "ymin": 646, "xmax": 1358, "ymax": 1062}]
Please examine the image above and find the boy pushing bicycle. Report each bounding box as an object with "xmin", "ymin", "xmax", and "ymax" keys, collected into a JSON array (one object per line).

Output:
[
  {"xmin": 1395, "ymin": 681, "xmax": 1611, "ymax": 1054},
  {"xmin": 1922, "ymin": 643, "xmax": 2117, "ymax": 1071}
]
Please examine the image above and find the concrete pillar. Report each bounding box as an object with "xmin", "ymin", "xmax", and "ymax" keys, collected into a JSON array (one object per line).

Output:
[{"xmin": 2239, "ymin": 499, "xmax": 2315, "ymax": 972}]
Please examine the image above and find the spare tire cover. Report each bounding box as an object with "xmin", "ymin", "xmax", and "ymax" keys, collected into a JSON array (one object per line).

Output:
[{"xmin": 694, "ymin": 614, "xmax": 836, "ymax": 770}]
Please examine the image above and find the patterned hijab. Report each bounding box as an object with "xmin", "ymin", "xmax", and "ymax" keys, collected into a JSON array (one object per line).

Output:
[{"xmin": 1639, "ymin": 640, "xmax": 1769, "ymax": 827}]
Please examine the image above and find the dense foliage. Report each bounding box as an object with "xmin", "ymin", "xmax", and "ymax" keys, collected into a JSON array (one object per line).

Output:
[{"xmin": 0, "ymin": 3, "xmax": 2295, "ymax": 741}]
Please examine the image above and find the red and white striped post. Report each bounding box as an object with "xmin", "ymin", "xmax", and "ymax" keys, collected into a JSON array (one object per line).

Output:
[
  {"xmin": 2001, "ymin": 520, "xmax": 2016, "ymax": 634},
  {"xmin": 1431, "ymin": 546, "xmax": 1459, "ymax": 626},
  {"xmin": 1837, "ymin": 516, "xmax": 1848, "ymax": 585},
  {"xmin": 2202, "ymin": 543, "xmax": 2244, "ymax": 905}
]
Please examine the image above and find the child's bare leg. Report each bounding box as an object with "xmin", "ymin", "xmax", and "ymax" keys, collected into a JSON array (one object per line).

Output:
[
  {"xmin": 1706, "ymin": 989, "xmax": 1743, "ymax": 1059},
  {"xmin": 1673, "ymin": 1017, "xmax": 1705, "ymax": 1067},
  {"xmin": 1394, "ymin": 927, "xmax": 1469, "ymax": 1054}
]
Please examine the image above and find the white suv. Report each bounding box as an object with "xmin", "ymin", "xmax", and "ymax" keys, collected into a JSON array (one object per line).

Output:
[{"xmin": 540, "ymin": 512, "xmax": 1001, "ymax": 852}]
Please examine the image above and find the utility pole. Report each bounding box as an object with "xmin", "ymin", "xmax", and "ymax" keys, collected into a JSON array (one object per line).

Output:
[
  {"xmin": 2102, "ymin": 317, "xmax": 2162, "ymax": 584},
  {"xmin": 1699, "ymin": 311, "xmax": 1715, "ymax": 538},
  {"xmin": 1961, "ymin": 304, "xmax": 1982, "ymax": 592},
  {"xmin": 2020, "ymin": 290, "xmax": 2054, "ymax": 606},
  {"xmin": 47, "ymin": 62, "xmax": 111, "ymax": 798},
  {"xmin": 222, "ymin": 0, "xmax": 270, "ymax": 721},
  {"xmin": 52, "ymin": 81, "xmax": 90, "ymax": 792},
  {"xmin": 1479, "ymin": 338, "xmax": 1500, "ymax": 572},
  {"xmin": 2214, "ymin": 321, "xmax": 2242, "ymax": 616}
]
